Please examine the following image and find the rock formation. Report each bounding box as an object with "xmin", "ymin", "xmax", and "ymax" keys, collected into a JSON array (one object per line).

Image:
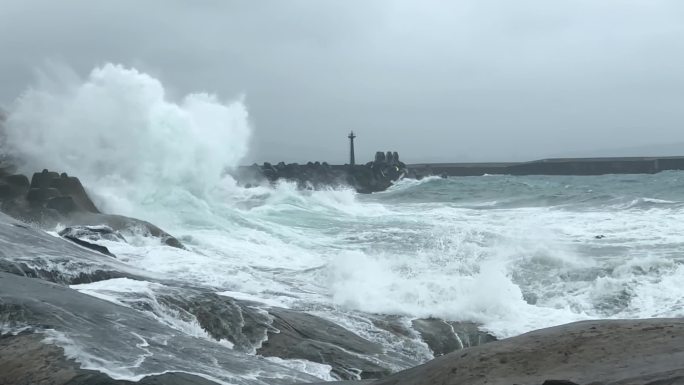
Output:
[{"xmin": 0, "ymin": 169, "xmax": 184, "ymax": 248}]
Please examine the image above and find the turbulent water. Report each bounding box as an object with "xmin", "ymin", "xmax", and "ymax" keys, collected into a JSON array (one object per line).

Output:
[{"xmin": 3, "ymin": 64, "xmax": 684, "ymax": 382}]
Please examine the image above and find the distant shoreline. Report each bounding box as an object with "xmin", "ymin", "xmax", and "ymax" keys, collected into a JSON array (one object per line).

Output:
[
  {"xmin": 408, "ymin": 155, "xmax": 684, "ymax": 176},
  {"xmin": 240, "ymin": 156, "xmax": 684, "ymax": 177}
]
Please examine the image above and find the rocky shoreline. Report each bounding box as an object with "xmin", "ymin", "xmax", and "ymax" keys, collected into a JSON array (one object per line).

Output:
[
  {"xmin": 0, "ymin": 167, "xmax": 492, "ymax": 384},
  {"xmin": 1, "ymin": 167, "xmax": 683, "ymax": 385}
]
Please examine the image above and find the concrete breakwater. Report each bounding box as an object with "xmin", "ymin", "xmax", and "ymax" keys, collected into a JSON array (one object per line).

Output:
[
  {"xmin": 410, "ymin": 156, "xmax": 684, "ymax": 177},
  {"xmin": 235, "ymin": 151, "xmax": 409, "ymax": 193},
  {"xmin": 236, "ymin": 155, "xmax": 684, "ymax": 193}
]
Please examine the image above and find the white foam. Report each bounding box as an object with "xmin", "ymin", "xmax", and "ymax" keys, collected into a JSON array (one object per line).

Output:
[
  {"xmin": 262, "ymin": 357, "xmax": 334, "ymax": 381},
  {"xmin": 71, "ymin": 279, "xmax": 219, "ymax": 342},
  {"xmin": 217, "ymin": 291, "xmax": 291, "ymax": 309}
]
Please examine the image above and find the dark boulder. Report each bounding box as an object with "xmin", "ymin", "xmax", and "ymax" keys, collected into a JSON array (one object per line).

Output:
[
  {"xmin": 50, "ymin": 173, "xmax": 100, "ymax": 213},
  {"xmin": 28, "ymin": 170, "xmax": 99, "ymax": 213}
]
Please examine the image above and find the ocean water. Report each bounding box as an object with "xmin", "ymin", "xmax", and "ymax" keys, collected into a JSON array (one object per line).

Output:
[{"xmin": 3, "ymin": 64, "xmax": 684, "ymax": 381}]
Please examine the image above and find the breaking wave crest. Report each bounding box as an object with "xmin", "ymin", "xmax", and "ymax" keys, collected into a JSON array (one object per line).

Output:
[{"xmin": 2, "ymin": 63, "xmax": 250, "ymax": 214}]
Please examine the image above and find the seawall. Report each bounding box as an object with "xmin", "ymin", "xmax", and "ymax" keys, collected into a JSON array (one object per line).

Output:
[{"xmin": 410, "ymin": 156, "xmax": 684, "ymax": 177}]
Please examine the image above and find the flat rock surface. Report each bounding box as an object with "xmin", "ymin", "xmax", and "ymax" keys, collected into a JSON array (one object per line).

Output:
[
  {"xmin": 0, "ymin": 333, "xmax": 221, "ymax": 385},
  {"xmin": 0, "ymin": 272, "xmax": 319, "ymax": 385},
  {"xmin": 371, "ymin": 318, "xmax": 684, "ymax": 385}
]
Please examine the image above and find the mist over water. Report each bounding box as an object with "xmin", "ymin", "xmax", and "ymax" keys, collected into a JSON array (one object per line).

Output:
[{"xmin": 4, "ymin": 64, "xmax": 684, "ymax": 380}]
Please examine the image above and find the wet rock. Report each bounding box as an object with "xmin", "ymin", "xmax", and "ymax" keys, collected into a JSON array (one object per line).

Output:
[
  {"xmin": 64, "ymin": 213, "xmax": 185, "ymax": 249},
  {"xmin": 0, "ymin": 272, "xmax": 320, "ymax": 384},
  {"xmin": 411, "ymin": 318, "xmax": 497, "ymax": 357},
  {"xmin": 258, "ymin": 307, "xmax": 390, "ymax": 380},
  {"xmin": 0, "ymin": 213, "xmax": 142, "ymax": 284},
  {"xmin": 59, "ymin": 235, "xmax": 116, "ymax": 257},
  {"xmin": 372, "ymin": 316, "xmax": 414, "ymax": 338},
  {"xmin": 156, "ymin": 291, "xmax": 275, "ymax": 353},
  {"xmin": 59, "ymin": 225, "xmax": 127, "ymax": 243},
  {"xmin": 372, "ymin": 319, "xmax": 684, "ymax": 385},
  {"xmin": 0, "ymin": 333, "xmax": 222, "ymax": 385},
  {"xmin": 296, "ymin": 382, "xmax": 374, "ymax": 385},
  {"xmin": 0, "ymin": 258, "xmax": 132, "ymax": 285}
]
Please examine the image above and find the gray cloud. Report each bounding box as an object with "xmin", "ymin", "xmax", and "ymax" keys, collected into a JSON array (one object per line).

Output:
[{"xmin": 1, "ymin": 0, "xmax": 683, "ymax": 164}]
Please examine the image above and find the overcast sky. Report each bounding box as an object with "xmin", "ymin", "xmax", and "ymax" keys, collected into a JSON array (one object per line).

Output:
[{"xmin": 1, "ymin": 0, "xmax": 683, "ymax": 164}]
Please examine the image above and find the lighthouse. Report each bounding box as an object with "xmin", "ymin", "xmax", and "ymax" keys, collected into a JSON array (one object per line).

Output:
[{"xmin": 348, "ymin": 131, "xmax": 356, "ymax": 166}]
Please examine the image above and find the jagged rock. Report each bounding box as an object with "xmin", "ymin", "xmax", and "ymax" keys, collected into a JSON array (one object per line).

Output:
[
  {"xmin": 411, "ymin": 318, "xmax": 496, "ymax": 357},
  {"xmin": 28, "ymin": 170, "xmax": 99, "ymax": 213},
  {"xmin": 50, "ymin": 173, "xmax": 100, "ymax": 213},
  {"xmin": 258, "ymin": 308, "xmax": 389, "ymax": 380}
]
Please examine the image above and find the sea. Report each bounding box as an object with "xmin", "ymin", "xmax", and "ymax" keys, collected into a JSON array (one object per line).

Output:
[{"xmin": 3, "ymin": 64, "xmax": 684, "ymax": 383}]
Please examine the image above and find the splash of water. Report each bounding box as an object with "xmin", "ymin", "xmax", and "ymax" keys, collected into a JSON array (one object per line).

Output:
[{"xmin": 2, "ymin": 63, "xmax": 251, "ymax": 213}]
